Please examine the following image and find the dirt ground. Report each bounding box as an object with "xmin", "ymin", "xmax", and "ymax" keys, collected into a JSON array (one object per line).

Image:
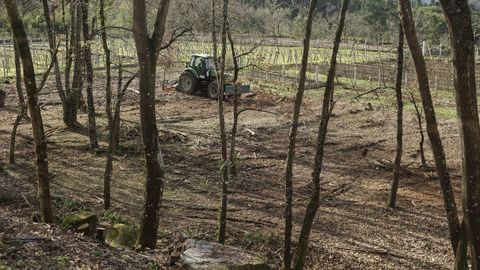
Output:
[{"xmin": 0, "ymin": 71, "xmax": 464, "ymax": 269}]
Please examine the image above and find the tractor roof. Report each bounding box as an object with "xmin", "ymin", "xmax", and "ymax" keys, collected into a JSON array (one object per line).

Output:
[{"xmin": 191, "ymin": 54, "xmax": 213, "ymax": 58}]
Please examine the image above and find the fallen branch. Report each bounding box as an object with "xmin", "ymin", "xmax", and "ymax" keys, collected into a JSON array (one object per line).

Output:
[
  {"xmin": 237, "ymin": 108, "xmax": 278, "ymax": 116},
  {"xmin": 3, "ymin": 237, "xmax": 49, "ymax": 244},
  {"xmin": 340, "ymin": 139, "xmax": 387, "ymax": 152},
  {"xmin": 337, "ymin": 247, "xmax": 406, "ymax": 259},
  {"xmin": 159, "ymin": 115, "xmax": 194, "ymax": 123}
]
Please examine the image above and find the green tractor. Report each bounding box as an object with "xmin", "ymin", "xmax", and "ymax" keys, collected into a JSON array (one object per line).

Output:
[{"xmin": 176, "ymin": 54, "xmax": 251, "ymax": 100}]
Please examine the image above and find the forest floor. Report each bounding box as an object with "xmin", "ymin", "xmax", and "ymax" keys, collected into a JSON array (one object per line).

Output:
[{"xmin": 0, "ymin": 70, "xmax": 464, "ymax": 269}]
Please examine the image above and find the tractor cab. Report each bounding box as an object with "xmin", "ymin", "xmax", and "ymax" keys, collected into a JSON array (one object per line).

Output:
[
  {"xmin": 186, "ymin": 54, "xmax": 217, "ymax": 81},
  {"xmin": 177, "ymin": 54, "xmax": 251, "ymax": 100}
]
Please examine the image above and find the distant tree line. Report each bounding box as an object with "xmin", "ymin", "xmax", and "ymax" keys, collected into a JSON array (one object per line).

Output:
[{"xmin": 2, "ymin": 0, "xmax": 479, "ymax": 44}]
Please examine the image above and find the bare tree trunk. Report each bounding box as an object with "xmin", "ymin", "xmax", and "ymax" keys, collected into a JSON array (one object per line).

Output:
[
  {"xmin": 103, "ymin": 64, "xmax": 137, "ymax": 210},
  {"xmin": 9, "ymin": 108, "xmax": 26, "ymax": 164},
  {"xmin": 81, "ymin": 0, "xmax": 99, "ymax": 150},
  {"xmin": 112, "ymin": 72, "xmax": 122, "ymax": 149},
  {"xmin": 5, "ymin": 0, "xmax": 53, "ymax": 223},
  {"xmin": 13, "ymin": 36, "xmax": 25, "ymax": 109},
  {"xmin": 398, "ymin": 0, "xmax": 461, "ymax": 255},
  {"xmin": 100, "ymin": 0, "xmax": 113, "ymax": 209},
  {"xmin": 217, "ymin": 0, "xmax": 230, "ymax": 245},
  {"xmin": 41, "ymin": 0, "xmax": 66, "ymax": 116},
  {"xmin": 411, "ymin": 93, "xmax": 427, "ymax": 168},
  {"xmin": 64, "ymin": 1, "xmax": 84, "ymax": 128},
  {"xmin": 438, "ymin": 0, "xmax": 480, "ymax": 267},
  {"xmin": 9, "ymin": 35, "xmax": 26, "ymax": 164},
  {"xmin": 227, "ymin": 24, "xmax": 239, "ymax": 178},
  {"xmin": 283, "ymin": 1, "xmax": 318, "ymax": 268},
  {"xmin": 132, "ymin": 0, "xmax": 170, "ymax": 250},
  {"xmin": 455, "ymin": 220, "xmax": 468, "ymax": 270},
  {"xmin": 388, "ymin": 23, "xmax": 404, "ymax": 208},
  {"xmin": 293, "ymin": 1, "xmax": 349, "ymax": 269}
]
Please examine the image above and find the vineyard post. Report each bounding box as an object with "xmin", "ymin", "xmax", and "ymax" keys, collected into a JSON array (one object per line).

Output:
[
  {"xmin": 378, "ymin": 68, "xmax": 381, "ymax": 87},
  {"xmin": 422, "ymin": 40, "xmax": 427, "ymax": 56},
  {"xmin": 2, "ymin": 39, "xmax": 5, "ymax": 78},
  {"xmin": 315, "ymin": 64, "xmax": 318, "ymax": 83},
  {"xmin": 283, "ymin": 65, "xmax": 286, "ymax": 81},
  {"xmin": 404, "ymin": 70, "xmax": 408, "ymax": 88},
  {"xmin": 364, "ymin": 39, "xmax": 367, "ymax": 59},
  {"xmin": 354, "ymin": 65, "xmax": 357, "ymax": 88}
]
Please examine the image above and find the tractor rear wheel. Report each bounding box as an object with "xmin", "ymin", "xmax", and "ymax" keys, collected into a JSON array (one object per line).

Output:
[
  {"xmin": 178, "ymin": 71, "xmax": 198, "ymax": 94},
  {"xmin": 207, "ymin": 81, "xmax": 219, "ymax": 100}
]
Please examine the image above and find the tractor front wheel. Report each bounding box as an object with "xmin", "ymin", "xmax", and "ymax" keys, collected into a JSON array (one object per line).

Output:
[
  {"xmin": 178, "ymin": 71, "xmax": 198, "ymax": 94},
  {"xmin": 207, "ymin": 81, "xmax": 219, "ymax": 100}
]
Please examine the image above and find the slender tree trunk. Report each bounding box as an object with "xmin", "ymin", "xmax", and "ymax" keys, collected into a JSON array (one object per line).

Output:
[
  {"xmin": 9, "ymin": 107, "xmax": 26, "ymax": 164},
  {"xmin": 438, "ymin": 0, "xmax": 480, "ymax": 267},
  {"xmin": 283, "ymin": 1, "xmax": 318, "ymax": 269},
  {"xmin": 227, "ymin": 25, "xmax": 239, "ymax": 178},
  {"xmin": 104, "ymin": 65, "xmax": 122, "ymax": 210},
  {"xmin": 9, "ymin": 35, "xmax": 26, "ymax": 164},
  {"xmin": 132, "ymin": 0, "xmax": 170, "ymax": 250},
  {"xmin": 103, "ymin": 64, "xmax": 137, "ymax": 210},
  {"xmin": 4, "ymin": 0, "xmax": 53, "ymax": 223},
  {"xmin": 112, "ymin": 68, "xmax": 122, "ymax": 148},
  {"xmin": 13, "ymin": 36, "xmax": 25, "ymax": 108},
  {"xmin": 293, "ymin": 1, "xmax": 348, "ymax": 269},
  {"xmin": 388, "ymin": 23, "xmax": 404, "ymax": 208},
  {"xmin": 411, "ymin": 93, "xmax": 427, "ymax": 168},
  {"xmin": 41, "ymin": 0, "xmax": 66, "ymax": 117},
  {"xmin": 81, "ymin": 0, "xmax": 99, "ymax": 150},
  {"xmin": 64, "ymin": 2, "xmax": 84, "ymax": 128},
  {"xmin": 455, "ymin": 220, "xmax": 468, "ymax": 270},
  {"xmin": 100, "ymin": 0, "xmax": 113, "ymax": 209},
  {"xmin": 217, "ymin": 0, "xmax": 230, "ymax": 245},
  {"xmin": 398, "ymin": 0, "xmax": 461, "ymax": 255}
]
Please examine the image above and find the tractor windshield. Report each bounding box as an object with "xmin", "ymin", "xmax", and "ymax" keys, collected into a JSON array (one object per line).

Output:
[{"xmin": 205, "ymin": 58, "xmax": 215, "ymax": 70}]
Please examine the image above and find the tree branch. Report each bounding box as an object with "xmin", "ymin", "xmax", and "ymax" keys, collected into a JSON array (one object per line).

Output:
[
  {"xmin": 160, "ymin": 26, "xmax": 193, "ymax": 51},
  {"xmin": 38, "ymin": 42, "xmax": 61, "ymax": 93},
  {"xmin": 151, "ymin": 0, "xmax": 171, "ymax": 55}
]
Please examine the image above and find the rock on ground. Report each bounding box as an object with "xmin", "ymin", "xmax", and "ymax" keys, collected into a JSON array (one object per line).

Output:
[{"xmin": 180, "ymin": 239, "xmax": 271, "ymax": 270}]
